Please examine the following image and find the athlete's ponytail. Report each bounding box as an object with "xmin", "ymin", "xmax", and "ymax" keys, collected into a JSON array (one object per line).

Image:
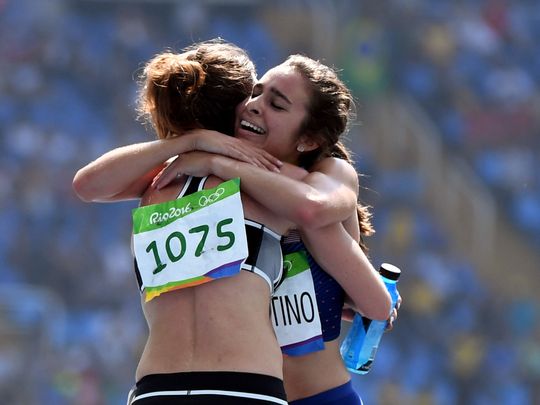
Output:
[
  {"xmin": 136, "ymin": 38, "xmax": 256, "ymax": 139},
  {"xmin": 328, "ymin": 141, "xmax": 375, "ymax": 254},
  {"xmin": 138, "ymin": 52, "xmax": 207, "ymax": 139}
]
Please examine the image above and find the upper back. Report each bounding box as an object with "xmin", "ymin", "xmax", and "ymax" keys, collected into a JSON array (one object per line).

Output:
[
  {"xmin": 140, "ymin": 174, "xmax": 291, "ymax": 233},
  {"xmin": 135, "ymin": 174, "xmax": 287, "ymax": 378}
]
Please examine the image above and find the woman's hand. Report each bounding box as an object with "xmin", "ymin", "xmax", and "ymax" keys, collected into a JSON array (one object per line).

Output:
[
  {"xmin": 341, "ymin": 307, "xmax": 356, "ymax": 323},
  {"xmin": 152, "ymin": 151, "xmax": 217, "ymax": 188},
  {"xmin": 186, "ymin": 129, "xmax": 282, "ymax": 172},
  {"xmin": 385, "ymin": 293, "xmax": 402, "ymax": 332},
  {"xmin": 342, "ymin": 292, "xmax": 402, "ymax": 331}
]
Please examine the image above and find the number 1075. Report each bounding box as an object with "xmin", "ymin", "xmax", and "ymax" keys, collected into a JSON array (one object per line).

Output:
[{"xmin": 145, "ymin": 217, "xmax": 236, "ymax": 274}]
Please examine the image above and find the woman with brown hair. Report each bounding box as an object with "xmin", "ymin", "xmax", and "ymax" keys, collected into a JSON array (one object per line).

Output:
[
  {"xmin": 153, "ymin": 53, "xmax": 396, "ymax": 405},
  {"xmin": 77, "ymin": 38, "xmax": 290, "ymax": 405},
  {"xmin": 74, "ymin": 41, "xmax": 391, "ymax": 404}
]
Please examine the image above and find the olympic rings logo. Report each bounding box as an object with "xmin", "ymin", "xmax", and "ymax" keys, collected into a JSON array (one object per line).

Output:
[
  {"xmin": 198, "ymin": 187, "xmax": 225, "ymax": 207},
  {"xmin": 283, "ymin": 260, "xmax": 293, "ymax": 275}
]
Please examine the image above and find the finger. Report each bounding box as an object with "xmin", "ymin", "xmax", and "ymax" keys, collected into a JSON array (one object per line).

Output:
[
  {"xmin": 341, "ymin": 308, "xmax": 355, "ymax": 322},
  {"xmin": 234, "ymin": 150, "xmax": 264, "ymax": 168},
  {"xmin": 385, "ymin": 320, "xmax": 394, "ymax": 332},
  {"xmin": 154, "ymin": 164, "xmax": 179, "ymax": 189},
  {"xmin": 252, "ymin": 153, "xmax": 280, "ymax": 172},
  {"xmin": 223, "ymin": 143, "xmax": 280, "ymax": 172},
  {"xmin": 231, "ymin": 150, "xmax": 252, "ymax": 163},
  {"xmin": 245, "ymin": 151, "xmax": 277, "ymax": 170},
  {"xmin": 251, "ymin": 160, "xmax": 265, "ymax": 169},
  {"xmin": 223, "ymin": 142, "xmax": 256, "ymax": 163},
  {"xmin": 253, "ymin": 158, "xmax": 274, "ymax": 171},
  {"xmin": 237, "ymin": 141, "xmax": 282, "ymax": 167},
  {"xmin": 391, "ymin": 308, "xmax": 398, "ymax": 322},
  {"xmin": 261, "ymin": 151, "xmax": 282, "ymax": 167},
  {"xmin": 385, "ymin": 310, "xmax": 396, "ymax": 332},
  {"xmin": 151, "ymin": 167, "xmax": 167, "ymax": 188},
  {"xmin": 259, "ymin": 156, "xmax": 281, "ymax": 173},
  {"xmin": 157, "ymin": 170, "xmax": 179, "ymax": 189}
]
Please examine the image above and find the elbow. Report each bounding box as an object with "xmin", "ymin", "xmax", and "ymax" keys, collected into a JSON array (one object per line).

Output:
[
  {"xmin": 72, "ymin": 171, "xmax": 96, "ymax": 202},
  {"xmin": 295, "ymin": 198, "xmax": 327, "ymax": 229},
  {"xmin": 371, "ymin": 302, "xmax": 393, "ymax": 322},
  {"xmin": 295, "ymin": 191, "xmax": 354, "ymax": 230}
]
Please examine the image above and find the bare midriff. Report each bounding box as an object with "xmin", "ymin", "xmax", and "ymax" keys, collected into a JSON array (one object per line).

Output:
[{"xmin": 283, "ymin": 340, "xmax": 351, "ymax": 401}]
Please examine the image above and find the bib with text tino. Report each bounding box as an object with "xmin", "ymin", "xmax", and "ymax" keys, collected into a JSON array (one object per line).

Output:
[
  {"xmin": 271, "ymin": 250, "xmax": 324, "ymax": 356},
  {"xmin": 132, "ymin": 178, "xmax": 248, "ymax": 302}
]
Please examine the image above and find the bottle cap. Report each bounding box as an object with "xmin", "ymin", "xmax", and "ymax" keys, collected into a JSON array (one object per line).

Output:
[{"xmin": 379, "ymin": 263, "xmax": 401, "ymax": 280}]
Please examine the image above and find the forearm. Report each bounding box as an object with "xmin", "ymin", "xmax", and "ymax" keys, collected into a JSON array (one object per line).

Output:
[
  {"xmin": 211, "ymin": 156, "xmax": 356, "ymax": 228},
  {"xmin": 301, "ymin": 224, "xmax": 392, "ymax": 320},
  {"xmin": 73, "ymin": 136, "xmax": 197, "ymax": 202}
]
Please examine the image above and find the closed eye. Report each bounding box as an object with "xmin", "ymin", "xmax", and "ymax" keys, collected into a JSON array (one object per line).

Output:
[{"xmin": 271, "ymin": 102, "xmax": 286, "ymax": 111}]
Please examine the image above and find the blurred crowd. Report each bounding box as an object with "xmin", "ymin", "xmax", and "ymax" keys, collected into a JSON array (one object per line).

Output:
[
  {"xmin": 386, "ymin": 0, "xmax": 540, "ymax": 248},
  {"xmin": 0, "ymin": 0, "xmax": 538, "ymax": 404}
]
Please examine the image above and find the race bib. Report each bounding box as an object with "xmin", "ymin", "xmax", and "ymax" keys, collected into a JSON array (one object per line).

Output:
[
  {"xmin": 271, "ymin": 250, "xmax": 324, "ymax": 356},
  {"xmin": 132, "ymin": 178, "xmax": 248, "ymax": 302}
]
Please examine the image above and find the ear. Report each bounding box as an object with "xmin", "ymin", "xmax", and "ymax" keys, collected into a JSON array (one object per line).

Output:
[{"xmin": 297, "ymin": 135, "xmax": 319, "ymax": 153}]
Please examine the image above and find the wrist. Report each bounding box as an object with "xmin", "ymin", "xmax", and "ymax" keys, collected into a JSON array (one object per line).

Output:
[
  {"xmin": 209, "ymin": 154, "xmax": 225, "ymax": 179},
  {"xmin": 175, "ymin": 133, "xmax": 197, "ymax": 154},
  {"xmin": 212, "ymin": 155, "xmax": 238, "ymax": 181}
]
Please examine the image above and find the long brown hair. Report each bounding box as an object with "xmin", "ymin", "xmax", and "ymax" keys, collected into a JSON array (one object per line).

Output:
[
  {"xmin": 283, "ymin": 54, "xmax": 374, "ymax": 251},
  {"xmin": 328, "ymin": 142, "xmax": 375, "ymax": 253}
]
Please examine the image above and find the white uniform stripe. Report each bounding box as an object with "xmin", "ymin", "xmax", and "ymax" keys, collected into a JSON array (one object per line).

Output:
[
  {"xmin": 176, "ymin": 176, "xmax": 193, "ymax": 199},
  {"xmin": 126, "ymin": 386, "xmax": 136, "ymax": 405},
  {"xmin": 253, "ymin": 266, "xmax": 273, "ymax": 292},
  {"xmin": 197, "ymin": 176, "xmax": 209, "ymax": 191},
  {"xmin": 132, "ymin": 389, "xmax": 287, "ymax": 404},
  {"xmin": 244, "ymin": 219, "xmax": 281, "ymax": 240},
  {"xmin": 241, "ymin": 263, "xmax": 273, "ymax": 292}
]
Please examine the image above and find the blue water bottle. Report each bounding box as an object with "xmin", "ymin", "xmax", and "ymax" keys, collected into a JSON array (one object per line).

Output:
[{"xmin": 340, "ymin": 263, "xmax": 401, "ymax": 374}]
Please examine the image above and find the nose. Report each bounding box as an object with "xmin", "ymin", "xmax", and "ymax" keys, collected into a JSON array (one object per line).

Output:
[{"xmin": 245, "ymin": 96, "xmax": 261, "ymax": 115}]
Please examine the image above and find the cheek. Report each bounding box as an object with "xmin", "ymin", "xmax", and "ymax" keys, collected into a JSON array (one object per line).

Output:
[
  {"xmin": 235, "ymin": 98, "xmax": 248, "ymax": 117},
  {"xmin": 278, "ymin": 118, "xmax": 303, "ymax": 145},
  {"xmin": 233, "ymin": 101, "xmax": 247, "ymax": 134},
  {"xmin": 268, "ymin": 131, "xmax": 299, "ymax": 160}
]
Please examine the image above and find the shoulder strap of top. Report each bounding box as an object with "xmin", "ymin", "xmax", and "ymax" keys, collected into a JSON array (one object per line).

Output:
[{"xmin": 177, "ymin": 176, "xmax": 210, "ymax": 199}]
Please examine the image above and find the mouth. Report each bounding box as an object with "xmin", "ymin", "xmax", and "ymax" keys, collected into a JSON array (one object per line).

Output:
[{"xmin": 240, "ymin": 119, "xmax": 266, "ymax": 135}]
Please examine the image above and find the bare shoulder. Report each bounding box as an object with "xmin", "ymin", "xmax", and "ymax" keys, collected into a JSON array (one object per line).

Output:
[
  {"xmin": 139, "ymin": 176, "xmax": 187, "ymax": 207},
  {"xmin": 312, "ymin": 156, "xmax": 357, "ymax": 176},
  {"xmin": 310, "ymin": 157, "xmax": 359, "ymax": 188}
]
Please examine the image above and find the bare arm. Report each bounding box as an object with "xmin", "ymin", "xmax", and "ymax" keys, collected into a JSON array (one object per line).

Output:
[
  {"xmin": 302, "ymin": 157, "xmax": 393, "ymax": 320},
  {"xmin": 152, "ymin": 150, "xmax": 393, "ymax": 320},
  {"xmin": 73, "ymin": 140, "xmax": 174, "ymax": 202},
  {"xmin": 155, "ymin": 152, "xmax": 359, "ymax": 229},
  {"xmin": 300, "ymin": 224, "xmax": 392, "ymax": 321},
  {"xmin": 72, "ymin": 131, "xmax": 281, "ymax": 202}
]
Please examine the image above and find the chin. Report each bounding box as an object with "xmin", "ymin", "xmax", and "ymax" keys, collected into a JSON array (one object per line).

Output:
[{"xmin": 237, "ymin": 131, "xmax": 265, "ymax": 145}]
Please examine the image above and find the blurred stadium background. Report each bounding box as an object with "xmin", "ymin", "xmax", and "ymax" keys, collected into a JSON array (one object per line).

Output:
[{"xmin": 1, "ymin": 0, "xmax": 539, "ymax": 404}]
